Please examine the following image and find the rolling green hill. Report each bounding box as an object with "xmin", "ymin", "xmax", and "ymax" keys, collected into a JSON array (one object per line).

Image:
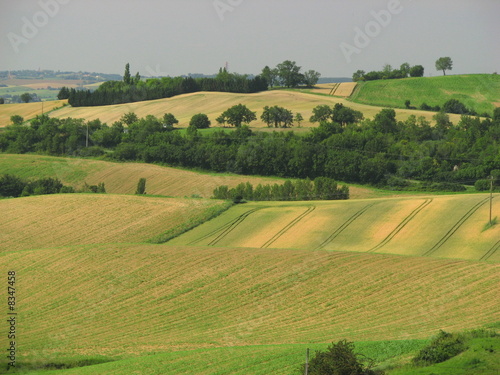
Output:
[{"xmin": 349, "ymin": 74, "xmax": 500, "ymax": 115}]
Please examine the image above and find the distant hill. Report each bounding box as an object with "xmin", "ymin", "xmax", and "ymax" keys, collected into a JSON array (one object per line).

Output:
[
  {"xmin": 350, "ymin": 74, "xmax": 500, "ymax": 116},
  {"xmin": 318, "ymin": 77, "xmax": 352, "ymax": 83}
]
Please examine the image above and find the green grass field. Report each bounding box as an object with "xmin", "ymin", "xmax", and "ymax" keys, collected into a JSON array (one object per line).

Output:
[
  {"xmin": 349, "ymin": 74, "xmax": 500, "ymax": 115},
  {"xmin": 1, "ymin": 243, "xmax": 498, "ymax": 374}
]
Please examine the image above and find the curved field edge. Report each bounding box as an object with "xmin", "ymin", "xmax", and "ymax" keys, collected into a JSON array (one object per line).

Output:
[
  {"xmin": 2, "ymin": 244, "xmax": 498, "ymax": 360},
  {"xmin": 0, "ymin": 154, "xmax": 380, "ymax": 199},
  {"xmin": 0, "ymin": 194, "xmax": 228, "ymax": 252},
  {"xmin": 349, "ymin": 74, "xmax": 500, "ymax": 115},
  {"xmin": 147, "ymin": 200, "xmax": 234, "ymax": 243}
]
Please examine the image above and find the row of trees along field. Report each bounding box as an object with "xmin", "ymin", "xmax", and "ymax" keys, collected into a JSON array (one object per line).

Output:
[
  {"xmin": 1, "ymin": 105, "xmax": 499, "ymax": 189},
  {"xmin": 59, "ymin": 65, "xmax": 268, "ymax": 107},
  {"xmin": 352, "ymin": 57, "xmax": 454, "ymax": 82},
  {"xmin": 213, "ymin": 178, "xmax": 349, "ymax": 202},
  {"xmin": 58, "ymin": 61, "xmax": 320, "ymax": 107}
]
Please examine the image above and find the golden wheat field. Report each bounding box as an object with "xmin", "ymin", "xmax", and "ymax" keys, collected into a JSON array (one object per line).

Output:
[
  {"xmin": 34, "ymin": 91, "xmax": 463, "ymax": 128},
  {"xmin": 2, "ymin": 244, "xmax": 498, "ymax": 360},
  {"xmin": 0, "ymin": 194, "xmax": 227, "ymax": 252},
  {"xmin": 0, "ymin": 100, "xmax": 66, "ymax": 126}
]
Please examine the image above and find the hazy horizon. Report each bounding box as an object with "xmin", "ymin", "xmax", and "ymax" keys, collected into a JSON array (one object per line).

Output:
[{"xmin": 1, "ymin": 0, "xmax": 498, "ymax": 78}]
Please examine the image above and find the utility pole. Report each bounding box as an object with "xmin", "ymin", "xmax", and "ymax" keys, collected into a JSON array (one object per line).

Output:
[
  {"xmin": 489, "ymin": 175, "xmax": 494, "ymax": 225},
  {"xmin": 304, "ymin": 348, "xmax": 309, "ymax": 375},
  {"xmin": 86, "ymin": 122, "xmax": 89, "ymax": 148}
]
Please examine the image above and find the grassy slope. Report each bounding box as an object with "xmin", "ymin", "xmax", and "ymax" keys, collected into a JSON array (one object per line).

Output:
[
  {"xmin": 10, "ymin": 340, "xmax": 429, "ymax": 374},
  {"xmin": 1, "ymin": 244, "xmax": 498, "ymax": 367},
  {"xmin": 0, "ymin": 154, "xmax": 378, "ymax": 199},
  {"xmin": 169, "ymin": 195, "xmax": 500, "ymax": 262},
  {"xmin": 9, "ymin": 337, "xmax": 500, "ymax": 375},
  {"xmin": 350, "ymin": 74, "xmax": 500, "ymax": 115},
  {"xmin": 0, "ymin": 194, "xmax": 228, "ymax": 252},
  {"xmin": 33, "ymin": 90, "xmax": 462, "ymax": 128}
]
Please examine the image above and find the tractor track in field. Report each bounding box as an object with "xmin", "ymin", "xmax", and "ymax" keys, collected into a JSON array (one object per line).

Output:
[
  {"xmin": 315, "ymin": 203, "xmax": 377, "ymax": 250},
  {"xmin": 423, "ymin": 197, "xmax": 491, "ymax": 257},
  {"xmin": 261, "ymin": 205, "xmax": 316, "ymax": 249},
  {"xmin": 480, "ymin": 239, "xmax": 500, "ymax": 261},
  {"xmin": 187, "ymin": 207, "xmax": 263, "ymax": 246},
  {"xmin": 367, "ymin": 198, "xmax": 433, "ymax": 253}
]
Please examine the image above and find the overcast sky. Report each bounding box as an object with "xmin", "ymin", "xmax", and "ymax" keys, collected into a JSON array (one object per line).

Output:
[{"xmin": 1, "ymin": 0, "xmax": 498, "ymax": 78}]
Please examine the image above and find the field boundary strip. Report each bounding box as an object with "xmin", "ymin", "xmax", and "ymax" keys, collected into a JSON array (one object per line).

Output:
[
  {"xmin": 315, "ymin": 203, "xmax": 377, "ymax": 250},
  {"xmin": 261, "ymin": 205, "xmax": 316, "ymax": 249},
  {"xmin": 423, "ymin": 197, "xmax": 492, "ymax": 257},
  {"xmin": 367, "ymin": 198, "xmax": 433, "ymax": 253},
  {"xmin": 480, "ymin": 239, "xmax": 500, "ymax": 261},
  {"xmin": 206, "ymin": 207, "xmax": 263, "ymax": 246}
]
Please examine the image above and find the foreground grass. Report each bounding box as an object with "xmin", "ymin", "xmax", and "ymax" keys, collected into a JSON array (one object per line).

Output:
[
  {"xmin": 5, "ymin": 333, "xmax": 499, "ymax": 374},
  {"xmin": 350, "ymin": 74, "xmax": 500, "ymax": 115},
  {"xmin": 4, "ymin": 340, "xmax": 428, "ymax": 374},
  {"xmin": 1, "ymin": 244, "xmax": 497, "ymax": 362}
]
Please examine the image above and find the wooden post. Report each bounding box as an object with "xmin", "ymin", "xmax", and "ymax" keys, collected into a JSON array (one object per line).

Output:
[
  {"xmin": 304, "ymin": 348, "xmax": 309, "ymax": 375},
  {"xmin": 490, "ymin": 176, "xmax": 494, "ymax": 225}
]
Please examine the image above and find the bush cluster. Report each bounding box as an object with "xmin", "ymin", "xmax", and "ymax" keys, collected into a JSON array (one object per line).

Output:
[
  {"xmin": 0, "ymin": 174, "xmax": 106, "ymax": 198},
  {"xmin": 412, "ymin": 330, "xmax": 467, "ymax": 365}
]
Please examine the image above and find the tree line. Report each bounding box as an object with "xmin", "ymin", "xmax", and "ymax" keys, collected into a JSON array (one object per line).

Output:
[
  {"xmin": 353, "ymin": 62, "xmax": 424, "ymax": 82},
  {"xmin": 1, "ymin": 106, "xmax": 499, "ymax": 190},
  {"xmin": 59, "ymin": 64, "xmax": 268, "ymax": 107},
  {"xmin": 212, "ymin": 178, "xmax": 349, "ymax": 202},
  {"xmin": 0, "ymin": 174, "xmax": 106, "ymax": 198}
]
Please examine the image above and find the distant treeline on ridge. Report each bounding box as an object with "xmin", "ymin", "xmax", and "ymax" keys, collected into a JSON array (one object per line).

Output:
[{"xmin": 59, "ymin": 66, "xmax": 268, "ymax": 107}]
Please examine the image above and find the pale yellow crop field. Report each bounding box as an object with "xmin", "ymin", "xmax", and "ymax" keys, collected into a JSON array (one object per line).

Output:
[
  {"xmin": 0, "ymin": 194, "xmax": 226, "ymax": 252},
  {"xmin": 170, "ymin": 195, "xmax": 500, "ymax": 262},
  {"xmin": 0, "ymin": 100, "xmax": 66, "ymax": 126},
  {"xmin": 43, "ymin": 90, "xmax": 462, "ymax": 127}
]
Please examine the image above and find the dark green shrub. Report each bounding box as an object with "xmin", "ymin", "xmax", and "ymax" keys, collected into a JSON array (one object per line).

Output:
[
  {"xmin": 0, "ymin": 174, "xmax": 26, "ymax": 197},
  {"xmin": 135, "ymin": 178, "xmax": 147, "ymax": 195},
  {"xmin": 412, "ymin": 330, "xmax": 467, "ymax": 365},
  {"xmin": 475, "ymin": 179, "xmax": 491, "ymax": 191},
  {"xmin": 189, "ymin": 113, "xmax": 211, "ymax": 129},
  {"xmin": 76, "ymin": 146, "xmax": 105, "ymax": 157},
  {"xmin": 443, "ymin": 99, "xmax": 468, "ymax": 114},
  {"xmin": 302, "ymin": 339, "xmax": 383, "ymax": 375}
]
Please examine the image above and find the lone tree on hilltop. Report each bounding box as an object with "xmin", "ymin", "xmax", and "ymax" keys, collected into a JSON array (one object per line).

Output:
[{"xmin": 435, "ymin": 57, "xmax": 453, "ymax": 76}]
